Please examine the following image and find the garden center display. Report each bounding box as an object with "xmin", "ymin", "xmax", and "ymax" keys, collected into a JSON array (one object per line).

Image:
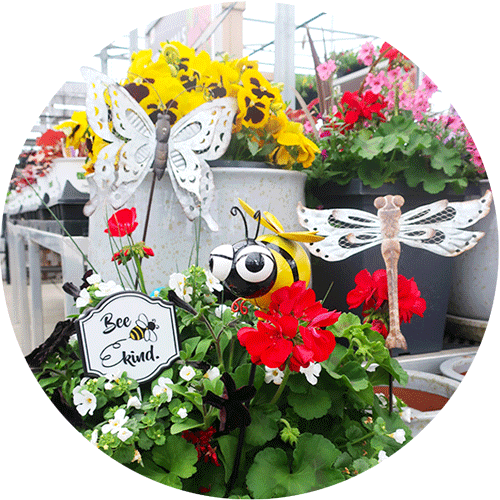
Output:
[{"xmin": 3, "ymin": 8, "xmax": 496, "ymax": 499}]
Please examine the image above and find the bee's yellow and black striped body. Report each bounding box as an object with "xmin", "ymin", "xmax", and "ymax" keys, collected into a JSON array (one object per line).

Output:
[
  {"xmin": 129, "ymin": 326, "xmax": 145, "ymax": 341},
  {"xmin": 248, "ymin": 233, "xmax": 311, "ymax": 310}
]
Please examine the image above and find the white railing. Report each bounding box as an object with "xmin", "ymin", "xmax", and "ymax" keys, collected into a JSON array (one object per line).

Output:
[{"xmin": 6, "ymin": 220, "xmax": 88, "ymax": 354}]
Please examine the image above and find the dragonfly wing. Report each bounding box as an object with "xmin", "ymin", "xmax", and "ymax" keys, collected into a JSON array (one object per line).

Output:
[
  {"xmin": 398, "ymin": 225, "xmax": 485, "ymax": 256},
  {"xmin": 297, "ymin": 202, "xmax": 382, "ymax": 261},
  {"xmin": 398, "ymin": 190, "xmax": 492, "ymax": 256},
  {"xmin": 400, "ymin": 190, "xmax": 492, "ymax": 229}
]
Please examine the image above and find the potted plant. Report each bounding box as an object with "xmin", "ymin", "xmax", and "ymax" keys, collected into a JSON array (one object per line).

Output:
[
  {"xmin": 73, "ymin": 41, "xmax": 318, "ymax": 291},
  {"xmin": 293, "ymin": 41, "xmax": 488, "ymax": 355},
  {"xmin": 28, "ymin": 207, "xmax": 423, "ymax": 497}
]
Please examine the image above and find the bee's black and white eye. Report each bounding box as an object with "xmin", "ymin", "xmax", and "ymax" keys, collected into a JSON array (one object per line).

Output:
[
  {"xmin": 209, "ymin": 244, "xmax": 234, "ymax": 281},
  {"xmin": 234, "ymin": 245, "xmax": 276, "ymax": 283}
]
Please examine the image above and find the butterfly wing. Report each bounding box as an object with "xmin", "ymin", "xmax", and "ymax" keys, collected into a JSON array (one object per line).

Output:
[
  {"xmin": 398, "ymin": 190, "xmax": 493, "ymax": 256},
  {"xmin": 81, "ymin": 66, "xmax": 156, "ymax": 215},
  {"xmin": 167, "ymin": 97, "xmax": 237, "ymax": 231},
  {"xmin": 297, "ymin": 202, "xmax": 382, "ymax": 261}
]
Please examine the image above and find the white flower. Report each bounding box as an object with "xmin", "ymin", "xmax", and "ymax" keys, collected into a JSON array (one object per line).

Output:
[
  {"xmin": 117, "ymin": 427, "xmax": 133, "ymax": 442},
  {"xmin": 205, "ymin": 270, "xmax": 223, "ymax": 293},
  {"xmin": 127, "ymin": 396, "xmax": 142, "ymax": 410},
  {"xmin": 264, "ymin": 366, "xmax": 284, "ymax": 385},
  {"xmin": 378, "ymin": 450, "xmax": 388, "ymax": 462},
  {"xmin": 400, "ymin": 407, "xmax": 412, "ymax": 423},
  {"xmin": 95, "ymin": 280, "xmax": 123, "ymax": 297},
  {"xmin": 132, "ymin": 449, "xmax": 142, "ymax": 463},
  {"xmin": 177, "ymin": 407, "xmax": 188, "ymax": 419},
  {"xmin": 169, "ymin": 273, "xmax": 193, "ymax": 302},
  {"xmin": 152, "ymin": 377, "xmax": 173, "ymax": 401},
  {"xmin": 389, "ymin": 428, "xmax": 406, "ymax": 444},
  {"xmin": 214, "ymin": 304, "xmax": 237, "ymax": 319},
  {"xmin": 104, "ymin": 371, "xmax": 123, "ymax": 390},
  {"xmin": 73, "ymin": 389, "xmax": 97, "ymax": 416},
  {"xmin": 204, "ymin": 367, "xmax": 220, "ymax": 381},
  {"xmin": 300, "ymin": 362, "xmax": 322, "ymax": 385},
  {"xmin": 86, "ymin": 273, "xmax": 101, "ymax": 285},
  {"xmin": 180, "ymin": 365, "xmax": 196, "ymax": 382},
  {"xmin": 76, "ymin": 288, "xmax": 91, "ymax": 308},
  {"xmin": 90, "ymin": 429, "xmax": 99, "ymax": 447},
  {"xmin": 102, "ymin": 408, "xmax": 129, "ymax": 435}
]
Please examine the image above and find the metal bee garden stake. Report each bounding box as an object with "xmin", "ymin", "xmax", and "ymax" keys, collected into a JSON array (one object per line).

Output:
[{"xmin": 298, "ymin": 190, "xmax": 493, "ymax": 412}]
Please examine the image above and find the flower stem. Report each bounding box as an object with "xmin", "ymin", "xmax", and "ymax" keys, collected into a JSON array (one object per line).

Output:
[
  {"xmin": 269, "ymin": 365, "xmax": 291, "ymax": 405},
  {"xmin": 133, "ymin": 254, "xmax": 147, "ymax": 294}
]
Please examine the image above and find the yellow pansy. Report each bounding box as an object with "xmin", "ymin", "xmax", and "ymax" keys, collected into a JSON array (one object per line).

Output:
[
  {"xmin": 54, "ymin": 111, "xmax": 89, "ymax": 148},
  {"xmin": 237, "ymin": 87, "xmax": 271, "ymax": 129}
]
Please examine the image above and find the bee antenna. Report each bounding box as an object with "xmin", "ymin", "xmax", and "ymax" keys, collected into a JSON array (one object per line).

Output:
[
  {"xmin": 253, "ymin": 210, "xmax": 262, "ymax": 240},
  {"xmin": 230, "ymin": 206, "xmax": 249, "ymax": 240}
]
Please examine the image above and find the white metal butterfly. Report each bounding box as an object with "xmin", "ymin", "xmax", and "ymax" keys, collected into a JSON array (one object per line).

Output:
[
  {"xmin": 297, "ymin": 190, "xmax": 493, "ymax": 261},
  {"xmin": 80, "ymin": 66, "xmax": 238, "ymax": 231}
]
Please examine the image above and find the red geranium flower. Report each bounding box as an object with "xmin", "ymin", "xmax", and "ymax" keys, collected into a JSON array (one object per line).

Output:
[
  {"xmin": 380, "ymin": 42, "xmax": 409, "ymax": 63},
  {"xmin": 237, "ymin": 281, "xmax": 340, "ymax": 371},
  {"xmin": 346, "ymin": 269, "xmax": 387, "ymax": 310},
  {"xmin": 397, "ymin": 274, "xmax": 427, "ymax": 324},
  {"xmin": 335, "ymin": 91, "xmax": 387, "ymax": 130},
  {"xmin": 105, "ymin": 208, "xmax": 139, "ymax": 237},
  {"xmin": 36, "ymin": 129, "xmax": 66, "ymax": 148},
  {"xmin": 347, "ymin": 269, "xmax": 426, "ymax": 326},
  {"xmin": 370, "ymin": 319, "xmax": 389, "ymax": 339},
  {"xmin": 182, "ymin": 427, "xmax": 220, "ymax": 466}
]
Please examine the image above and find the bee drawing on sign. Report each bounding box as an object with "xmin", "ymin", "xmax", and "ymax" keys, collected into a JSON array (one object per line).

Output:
[
  {"xmin": 80, "ymin": 66, "xmax": 238, "ymax": 231},
  {"xmin": 129, "ymin": 313, "xmax": 159, "ymax": 342}
]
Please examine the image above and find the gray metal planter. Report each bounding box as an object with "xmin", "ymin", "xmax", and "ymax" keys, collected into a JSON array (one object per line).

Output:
[{"xmin": 391, "ymin": 370, "xmax": 459, "ymax": 437}]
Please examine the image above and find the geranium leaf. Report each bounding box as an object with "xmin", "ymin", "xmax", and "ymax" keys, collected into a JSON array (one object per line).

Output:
[
  {"xmin": 288, "ymin": 386, "xmax": 331, "ymax": 419},
  {"xmin": 134, "ymin": 457, "xmax": 183, "ymax": 488},
  {"xmin": 246, "ymin": 433, "xmax": 343, "ymax": 497},
  {"xmin": 152, "ymin": 435, "xmax": 198, "ymax": 479},
  {"xmin": 245, "ymin": 405, "xmax": 281, "ymax": 446}
]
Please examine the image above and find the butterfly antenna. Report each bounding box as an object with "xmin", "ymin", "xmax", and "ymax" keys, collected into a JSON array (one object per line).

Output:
[
  {"xmin": 230, "ymin": 206, "xmax": 249, "ymax": 241},
  {"xmin": 253, "ymin": 211, "xmax": 262, "ymax": 240},
  {"xmin": 126, "ymin": 70, "xmax": 166, "ymax": 111}
]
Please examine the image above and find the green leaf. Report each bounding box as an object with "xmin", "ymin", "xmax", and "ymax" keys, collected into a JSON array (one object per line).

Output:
[
  {"xmin": 245, "ymin": 405, "xmax": 281, "ymax": 446},
  {"xmin": 351, "ymin": 135, "xmax": 384, "ymax": 159},
  {"xmin": 134, "ymin": 457, "xmax": 183, "ymax": 488},
  {"xmin": 246, "ymin": 433, "xmax": 343, "ymax": 498},
  {"xmin": 247, "ymin": 137, "xmax": 260, "ymax": 156},
  {"xmin": 192, "ymin": 337, "xmax": 212, "ymax": 361},
  {"xmin": 337, "ymin": 361, "xmax": 370, "ymax": 391},
  {"xmin": 170, "ymin": 418, "xmax": 204, "ymax": 435},
  {"xmin": 288, "ymin": 386, "xmax": 331, "ymax": 419},
  {"xmin": 217, "ymin": 434, "xmax": 239, "ymax": 483},
  {"xmin": 152, "ymin": 435, "xmax": 198, "ymax": 479},
  {"xmin": 358, "ymin": 160, "xmax": 388, "ymax": 188},
  {"xmin": 113, "ymin": 444, "xmax": 136, "ymax": 464}
]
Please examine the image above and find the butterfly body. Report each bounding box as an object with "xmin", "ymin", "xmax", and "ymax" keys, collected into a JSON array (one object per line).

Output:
[
  {"xmin": 81, "ymin": 67, "xmax": 237, "ymax": 230},
  {"xmin": 151, "ymin": 112, "xmax": 171, "ymax": 180}
]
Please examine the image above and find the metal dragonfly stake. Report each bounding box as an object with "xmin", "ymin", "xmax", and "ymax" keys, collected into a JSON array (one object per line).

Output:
[{"xmin": 298, "ymin": 189, "xmax": 493, "ymax": 411}]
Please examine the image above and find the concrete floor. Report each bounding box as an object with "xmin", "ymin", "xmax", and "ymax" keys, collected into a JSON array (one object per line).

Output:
[{"xmin": 2, "ymin": 278, "xmax": 66, "ymax": 356}]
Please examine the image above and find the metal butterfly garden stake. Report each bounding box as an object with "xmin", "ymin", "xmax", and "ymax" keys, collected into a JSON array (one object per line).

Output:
[
  {"xmin": 80, "ymin": 66, "xmax": 237, "ymax": 234},
  {"xmin": 298, "ymin": 189, "xmax": 493, "ymax": 410}
]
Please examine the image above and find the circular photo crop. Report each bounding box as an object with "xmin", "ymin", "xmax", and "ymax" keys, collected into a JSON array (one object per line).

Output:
[{"xmin": 2, "ymin": 2, "xmax": 498, "ymax": 499}]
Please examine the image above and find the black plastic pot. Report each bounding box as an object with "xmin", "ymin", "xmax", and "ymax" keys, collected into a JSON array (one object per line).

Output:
[{"xmin": 307, "ymin": 179, "xmax": 481, "ymax": 355}]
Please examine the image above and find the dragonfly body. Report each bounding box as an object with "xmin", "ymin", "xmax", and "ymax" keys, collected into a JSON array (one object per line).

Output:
[{"xmin": 375, "ymin": 195, "xmax": 407, "ymax": 350}]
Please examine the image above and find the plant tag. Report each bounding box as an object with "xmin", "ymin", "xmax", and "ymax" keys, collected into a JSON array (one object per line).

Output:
[{"xmin": 76, "ymin": 291, "xmax": 180, "ymax": 383}]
